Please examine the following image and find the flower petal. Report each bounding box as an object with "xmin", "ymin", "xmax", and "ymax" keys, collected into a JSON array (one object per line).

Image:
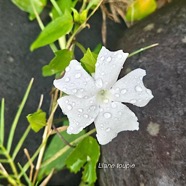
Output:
[
  {"xmin": 94, "ymin": 47, "xmax": 129, "ymax": 90},
  {"xmin": 94, "ymin": 102, "xmax": 139, "ymax": 145},
  {"xmin": 58, "ymin": 95, "xmax": 99, "ymax": 134},
  {"xmin": 111, "ymin": 68, "xmax": 154, "ymax": 107},
  {"xmin": 54, "ymin": 60, "xmax": 97, "ymax": 98}
]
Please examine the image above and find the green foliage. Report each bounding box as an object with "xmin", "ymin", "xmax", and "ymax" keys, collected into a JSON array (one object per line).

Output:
[
  {"xmin": 38, "ymin": 129, "xmax": 85, "ymax": 179},
  {"xmin": 51, "ymin": 0, "xmax": 78, "ymax": 19},
  {"xmin": 73, "ymin": 9, "xmax": 88, "ymax": 24},
  {"xmin": 66, "ymin": 136, "xmax": 100, "ymax": 184},
  {"xmin": 126, "ymin": 0, "xmax": 157, "ymax": 21},
  {"xmin": 80, "ymin": 48, "xmax": 98, "ymax": 74},
  {"xmin": 42, "ymin": 49, "xmax": 73, "ymax": 77},
  {"xmin": 31, "ymin": 11, "xmax": 73, "ymax": 51},
  {"xmin": 11, "ymin": 0, "xmax": 47, "ymax": 20},
  {"xmin": 26, "ymin": 109, "xmax": 46, "ymax": 132}
]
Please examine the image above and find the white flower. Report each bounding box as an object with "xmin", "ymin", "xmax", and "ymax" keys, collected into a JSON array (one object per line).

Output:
[{"xmin": 53, "ymin": 47, "xmax": 153, "ymax": 145}]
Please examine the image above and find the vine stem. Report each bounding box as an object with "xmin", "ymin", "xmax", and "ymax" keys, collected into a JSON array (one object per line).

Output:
[{"xmin": 32, "ymin": 104, "xmax": 58, "ymax": 184}]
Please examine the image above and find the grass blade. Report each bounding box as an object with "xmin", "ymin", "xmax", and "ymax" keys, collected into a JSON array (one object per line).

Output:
[
  {"xmin": 7, "ymin": 78, "xmax": 34, "ymax": 153},
  {"xmin": 0, "ymin": 98, "xmax": 5, "ymax": 145},
  {"xmin": 12, "ymin": 126, "xmax": 31, "ymax": 160}
]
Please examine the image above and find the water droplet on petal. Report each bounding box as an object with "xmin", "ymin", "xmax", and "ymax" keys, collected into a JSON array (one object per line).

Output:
[
  {"xmin": 104, "ymin": 112, "xmax": 111, "ymax": 119},
  {"xmin": 65, "ymin": 67, "xmax": 70, "ymax": 72},
  {"xmin": 111, "ymin": 102, "xmax": 117, "ymax": 108},
  {"xmin": 89, "ymin": 100, "xmax": 93, "ymax": 104},
  {"xmin": 100, "ymin": 108, "xmax": 103, "ymax": 112},
  {"xmin": 80, "ymin": 88, "xmax": 84, "ymax": 92},
  {"xmin": 84, "ymin": 114, "xmax": 89, "ymax": 118},
  {"xmin": 95, "ymin": 78, "xmax": 103, "ymax": 88},
  {"xmin": 90, "ymin": 105, "xmax": 96, "ymax": 111},
  {"xmin": 101, "ymin": 72, "xmax": 104, "ymax": 76},
  {"xmin": 67, "ymin": 104, "xmax": 72, "ymax": 110},
  {"xmin": 100, "ymin": 124, "xmax": 104, "ymax": 130},
  {"xmin": 115, "ymin": 93, "xmax": 120, "ymax": 97},
  {"xmin": 100, "ymin": 56, "xmax": 104, "ymax": 61},
  {"xmin": 78, "ymin": 108, "xmax": 83, "ymax": 113},
  {"xmin": 130, "ymin": 99, "xmax": 137, "ymax": 104},
  {"xmin": 107, "ymin": 56, "xmax": 112, "ymax": 62},
  {"xmin": 116, "ymin": 88, "xmax": 120, "ymax": 91},
  {"xmin": 103, "ymin": 99, "xmax": 109, "ymax": 103},
  {"xmin": 72, "ymin": 89, "xmax": 77, "ymax": 93},
  {"xmin": 121, "ymin": 89, "xmax": 127, "ymax": 94},
  {"xmin": 118, "ymin": 112, "xmax": 122, "ymax": 115},
  {"xmin": 65, "ymin": 100, "xmax": 69, "ymax": 104},
  {"xmin": 75, "ymin": 73, "xmax": 81, "ymax": 79},
  {"xmin": 65, "ymin": 77, "xmax": 70, "ymax": 82},
  {"xmin": 135, "ymin": 85, "xmax": 142, "ymax": 92},
  {"xmin": 146, "ymin": 89, "xmax": 151, "ymax": 94},
  {"xmin": 76, "ymin": 65, "xmax": 81, "ymax": 70},
  {"xmin": 106, "ymin": 128, "xmax": 111, "ymax": 132},
  {"xmin": 118, "ymin": 54, "xmax": 122, "ymax": 59}
]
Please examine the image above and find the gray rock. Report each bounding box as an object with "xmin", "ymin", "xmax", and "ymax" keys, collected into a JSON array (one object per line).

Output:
[{"xmin": 99, "ymin": 1, "xmax": 186, "ymax": 186}]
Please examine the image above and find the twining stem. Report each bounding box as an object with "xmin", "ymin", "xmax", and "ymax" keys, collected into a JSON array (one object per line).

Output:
[
  {"xmin": 31, "ymin": 0, "xmax": 57, "ymax": 52},
  {"xmin": 41, "ymin": 128, "xmax": 96, "ymax": 168},
  {"xmin": 32, "ymin": 104, "xmax": 58, "ymax": 184},
  {"xmin": 0, "ymin": 98, "xmax": 5, "ymax": 145},
  {"xmin": 66, "ymin": 0, "xmax": 104, "ymax": 49},
  {"xmin": 128, "ymin": 43, "xmax": 159, "ymax": 57}
]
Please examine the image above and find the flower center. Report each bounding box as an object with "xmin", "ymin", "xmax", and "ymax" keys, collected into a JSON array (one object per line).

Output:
[{"xmin": 96, "ymin": 89, "xmax": 111, "ymax": 104}]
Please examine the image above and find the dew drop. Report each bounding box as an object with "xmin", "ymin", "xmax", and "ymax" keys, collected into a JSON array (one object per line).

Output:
[
  {"xmin": 106, "ymin": 128, "xmax": 111, "ymax": 132},
  {"xmin": 121, "ymin": 89, "xmax": 127, "ymax": 94},
  {"xmin": 90, "ymin": 105, "xmax": 96, "ymax": 111},
  {"xmin": 135, "ymin": 85, "xmax": 142, "ymax": 92},
  {"xmin": 116, "ymin": 88, "xmax": 120, "ymax": 91},
  {"xmin": 101, "ymin": 72, "xmax": 105, "ymax": 76},
  {"xmin": 118, "ymin": 54, "xmax": 122, "ymax": 59},
  {"xmin": 100, "ymin": 56, "xmax": 104, "ymax": 61},
  {"xmin": 65, "ymin": 100, "xmax": 69, "ymax": 104},
  {"xmin": 103, "ymin": 98, "xmax": 109, "ymax": 103},
  {"xmin": 111, "ymin": 102, "xmax": 117, "ymax": 108},
  {"xmin": 100, "ymin": 108, "xmax": 103, "ymax": 112},
  {"xmin": 100, "ymin": 124, "xmax": 104, "ymax": 130},
  {"xmin": 115, "ymin": 93, "xmax": 120, "ymax": 97},
  {"xmin": 75, "ymin": 73, "xmax": 81, "ymax": 79},
  {"xmin": 118, "ymin": 111, "xmax": 122, "ymax": 115},
  {"xmin": 65, "ymin": 77, "xmax": 70, "ymax": 82},
  {"xmin": 72, "ymin": 102, "xmax": 75, "ymax": 106},
  {"xmin": 78, "ymin": 108, "xmax": 83, "ymax": 112},
  {"xmin": 89, "ymin": 100, "xmax": 93, "ymax": 104},
  {"xmin": 146, "ymin": 89, "xmax": 151, "ymax": 94},
  {"xmin": 76, "ymin": 122, "xmax": 79, "ymax": 126},
  {"xmin": 104, "ymin": 112, "xmax": 111, "ymax": 119},
  {"xmin": 72, "ymin": 89, "xmax": 77, "ymax": 93},
  {"xmin": 130, "ymin": 99, "xmax": 137, "ymax": 104},
  {"xmin": 95, "ymin": 78, "xmax": 103, "ymax": 88},
  {"xmin": 107, "ymin": 56, "xmax": 112, "ymax": 62},
  {"xmin": 67, "ymin": 104, "xmax": 72, "ymax": 110},
  {"xmin": 65, "ymin": 67, "xmax": 70, "ymax": 72},
  {"xmin": 84, "ymin": 114, "xmax": 89, "ymax": 118},
  {"xmin": 76, "ymin": 65, "xmax": 81, "ymax": 70}
]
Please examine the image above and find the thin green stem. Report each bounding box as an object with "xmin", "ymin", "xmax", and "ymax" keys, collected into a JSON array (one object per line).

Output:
[
  {"xmin": 0, "ymin": 98, "xmax": 5, "ymax": 145},
  {"xmin": 0, "ymin": 170, "xmax": 17, "ymax": 186},
  {"xmin": 41, "ymin": 128, "xmax": 96, "ymax": 168},
  {"xmin": 31, "ymin": 0, "xmax": 58, "ymax": 53},
  {"xmin": 12, "ymin": 126, "xmax": 31, "ymax": 160},
  {"xmin": 128, "ymin": 43, "xmax": 159, "ymax": 58},
  {"xmin": 66, "ymin": 0, "xmax": 104, "ymax": 49},
  {"xmin": 50, "ymin": 0, "xmax": 62, "ymax": 16},
  {"xmin": 7, "ymin": 78, "xmax": 34, "ymax": 153}
]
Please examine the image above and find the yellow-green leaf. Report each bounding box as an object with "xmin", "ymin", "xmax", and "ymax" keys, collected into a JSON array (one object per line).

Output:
[
  {"xmin": 126, "ymin": 0, "xmax": 157, "ymax": 21},
  {"xmin": 26, "ymin": 109, "xmax": 46, "ymax": 132}
]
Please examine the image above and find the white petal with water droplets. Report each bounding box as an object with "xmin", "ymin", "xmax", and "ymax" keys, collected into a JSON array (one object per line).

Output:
[
  {"xmin": 94, "ymin": 46, "xmax": 129, "ymax": 90},
  {"xmin": 111, "ymin": 68, "xmax": 154, "ymax": 107},
  {"xmin": 57, "ymin": 95, "xmax": 99, "ymax": 134},
  {"xmin": 94, "ymin": 102, "xmax": 139, "ymax": 145},
  {"xmin": 53, "ymin": 60, "xmax": 97, "ymax": 98}
]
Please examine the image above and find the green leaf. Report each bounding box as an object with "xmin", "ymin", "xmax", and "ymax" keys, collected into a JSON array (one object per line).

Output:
[
  {"xmin": 42, "ymin": 49, "xmax": 73, "ymax": 77},
  {"xmin": 11, "ymin": 0, "xmax": 47, "ymax": 20},
  {"xmin": 51, "ymin": 0, "xmax": 78, "ymax": 20},
  {"xmin": 87, "ymin": 0, "xmax": 100, "ymax": 10},
  {"xmin": 31, "ymin": 11, "xmax": 73, "ymax": 51},
  {"xmin": 66, "ymin": 136, "xmax": 100, "ymax": 184},
  {"xmin": 72, "ymin": 9, "xmax": 88, "ymax": 24},
  {"xmin": 38, "ymin": 129, "xmax": 85, "ymax": 179},
  {"xmin": 26, "ymin": 109, "xmax": 46, "ymax": 132},
  {"xmin": 80, "ymin": 48, "xmax": 98, "ymax": 74},
  {"xmin": 126, "ymin": 0, "xmax": 157, "ymax": 21}
]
